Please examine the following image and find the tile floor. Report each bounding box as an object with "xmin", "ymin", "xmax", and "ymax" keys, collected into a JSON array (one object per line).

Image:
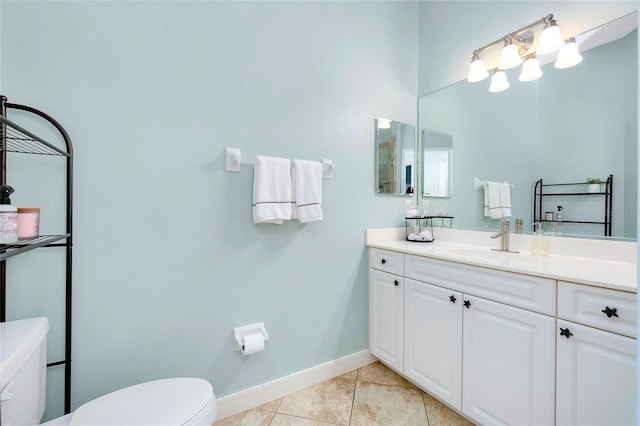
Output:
[{"xmin": 214, "ymin": 361, "xmax": 475, "ymax": 426}]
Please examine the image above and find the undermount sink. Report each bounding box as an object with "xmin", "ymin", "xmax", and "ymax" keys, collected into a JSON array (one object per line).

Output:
[
  {"xmin": 443, "ymin": 247, "xmax": 518, "ymax": 257},
  {"xmin": 439, "ymin": 246, "xmax": 528, "ymax": 264}
]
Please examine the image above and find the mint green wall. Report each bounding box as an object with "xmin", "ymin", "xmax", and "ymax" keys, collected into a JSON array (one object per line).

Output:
[{"xmin": 1, "ymin": 1, "xmax": 418, "ymax": 421}]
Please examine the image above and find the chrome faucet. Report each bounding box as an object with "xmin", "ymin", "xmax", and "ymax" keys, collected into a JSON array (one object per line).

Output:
[
  {"xmin": 515, "ymin": 218, "xmax": 523, "ymax": 234},
  {"xmin": 490, "ymin": 220, "xmax": 519, "ymax": 253}
]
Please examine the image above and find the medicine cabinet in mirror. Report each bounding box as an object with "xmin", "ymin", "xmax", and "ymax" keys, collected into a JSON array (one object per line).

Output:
[
  {"xmin": 422, "ymin": 129, "xmax": 452, "ymax": 197},
  {"xmin": 417, "ymin": 11, "xmax": 638, "ymax": 239},
  {"xmin": 375, "ymin": 118, "xmax": 416, "ymax": 195}
]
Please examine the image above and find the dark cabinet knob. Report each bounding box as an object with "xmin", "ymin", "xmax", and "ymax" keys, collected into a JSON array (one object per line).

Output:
[
  {"xmin": 449, "ymin": 295, "xmax": 456, "ymax": 303},
  {"xmin": 463, "ymin": 300, "xmax": 471, "ymax": 309},
  {"xmin": 560, "ymin": 327, "xmax": 573, "ymax": 339},
  {"xmin": 381, "ymin": 258, "xmax": 386, "ymax": 265},
  {"xmin": 601, "ymin": 306, "xmax": 619, "ymax": 318},
  {"xmin": 394, "ymin": 280, "xmax": 399, "ymax": 287}
]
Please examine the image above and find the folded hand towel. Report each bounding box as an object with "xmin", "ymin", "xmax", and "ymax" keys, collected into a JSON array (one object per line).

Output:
[
  {"xmin": 292, "ymin": 159, "xmax": 323, "ymax": 223},
  {"xmin": 485, "ymin": 181, "xmax": 512, "ymax": 219},
  {"xmin": 483, "ymin": 186, "xmax": 490, "ymax": 217},
  {"xmin": 253, "ymin": 156, "xmax": 292, "ymax": 224},
  {"xmin": 498, "ymin": 182, "xmax": 512, "ymax": 218}
]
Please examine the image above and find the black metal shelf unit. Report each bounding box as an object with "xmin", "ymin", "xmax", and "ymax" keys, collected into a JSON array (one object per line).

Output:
[
  {"xmin": 532, "ymin": 175, "xmax": 613, "ymax": 236},
  {"xmin": 0, "ymin": 95, "xmax": 73, "ymax": 414}
]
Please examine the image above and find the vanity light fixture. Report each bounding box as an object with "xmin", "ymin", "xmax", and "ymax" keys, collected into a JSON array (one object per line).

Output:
[
  {"xmin": 466, "ymin": 13, "xmax": 581, "ymax": 92},
  {"xmin": 554, "ymin": 38, "xmax": 583, "ymax": 69},
  {"xmin": 519, "ymin": 54, "xmax": 543, "ymax": 81},
  {"xmin": 488, "ymin": 69, "xmax": 510, "ymax": 93}
]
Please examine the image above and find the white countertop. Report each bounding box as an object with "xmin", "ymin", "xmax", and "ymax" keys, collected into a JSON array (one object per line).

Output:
[{"xmin": 366, "ymin": 228, "xmax": 638, "ymax": 293}]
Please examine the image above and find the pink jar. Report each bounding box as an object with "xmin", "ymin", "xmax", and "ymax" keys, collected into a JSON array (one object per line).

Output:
[{"xmin": 17, "ymin": 207, "xmax": 40, "ymax": 240}]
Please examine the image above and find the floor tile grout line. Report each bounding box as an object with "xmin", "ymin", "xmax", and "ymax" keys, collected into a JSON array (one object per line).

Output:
[
  {"xmin": 356, "ymin": 379, "xmax": 420, "ymax": 391},
  {"xmin": 421, "ymin": 390, "xmax": 431, "ymax": 426},
  {"xmin": 347, "ymin": 369, "xmax": 360, "ymax": 426},
  {"xmin": 269, "ymin": 411, "xmax": 343, "ymax": 425}
]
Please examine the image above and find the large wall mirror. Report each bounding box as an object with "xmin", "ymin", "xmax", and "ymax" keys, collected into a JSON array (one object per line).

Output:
[
  {"xmin": 375, "ymin": 118, "xmax": 416, "ymax": 195},
  {"xmin": 418, "ymin": 11, "xmax": 638, "ymax": 240}
]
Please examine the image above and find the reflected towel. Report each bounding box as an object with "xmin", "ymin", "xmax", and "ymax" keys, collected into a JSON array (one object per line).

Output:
[
  {"xmin": 253, "ymin": 156, "xmax": 292, "ymax": 224},
  {"xmin": 292, "ymin": 159, "xmax": 323, "ymax": 223},
  {"xmin": 484, "ymin": 182, "xmax": 512, "ymax": 219}
]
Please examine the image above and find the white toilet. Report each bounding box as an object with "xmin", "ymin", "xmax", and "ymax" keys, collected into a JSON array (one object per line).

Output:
[{"xmin": 0, "ymin": 317, "xmax": 217, "ymax": 425}]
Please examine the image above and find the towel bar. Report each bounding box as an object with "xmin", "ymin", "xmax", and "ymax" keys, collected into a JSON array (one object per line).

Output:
[
  {"xmin": 474, "ymin": 177, "xmax": 514, "ymax": 190},
  {"xmin": 225, "ymin": 147, "xmax": 334, "ymax": 179}
]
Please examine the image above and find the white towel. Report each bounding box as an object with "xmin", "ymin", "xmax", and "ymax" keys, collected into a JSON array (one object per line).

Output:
[
  {"xmin": 484, "ymin": 182, "xmax": 512, "ymax": 219},
  {"xmin": 292, "ymin": 159, "xmax": 323, "ymax": 223},
  {"xmin": 252, "ymin": 156, "xmax": 292, "ymax": 224}
]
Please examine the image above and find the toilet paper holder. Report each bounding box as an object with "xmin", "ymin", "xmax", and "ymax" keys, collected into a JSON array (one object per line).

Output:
[{"xmin": 234, "ymin": 322, "xmax": 269, "ymax": 351}]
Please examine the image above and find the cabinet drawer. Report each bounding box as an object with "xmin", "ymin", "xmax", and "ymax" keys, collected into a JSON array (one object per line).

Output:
[
  {"xmin": 405, "ymin": 255, "xmax": 556, "ymax": 315},
  {"xmin": 558, "ymin": 281, "xmax": 636, "ymax": 338},
  {"xmin": 370, "ymin": 248, "xmax": 404, "ymax": 275}
]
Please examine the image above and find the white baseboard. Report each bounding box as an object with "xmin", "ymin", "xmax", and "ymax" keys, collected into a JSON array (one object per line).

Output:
[{"xmin": 215, "ymin": 350, "xmax": 377, "ymax": 421}]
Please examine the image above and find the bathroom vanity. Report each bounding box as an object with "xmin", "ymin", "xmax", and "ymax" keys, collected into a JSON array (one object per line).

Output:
[{"xmin": 366, "ymin": 227, "xmax": 637, "ymax": 426}]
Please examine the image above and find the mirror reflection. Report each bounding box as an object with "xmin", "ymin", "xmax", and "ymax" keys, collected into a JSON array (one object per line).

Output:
[
  {"xmin": 422, "ymin": 129, "xmax": 452, "ymax": 197},
  {"xmin": 418, "ymin": 12, "xmax": 637, "ymax": 239},
  {"xmin": 375, "ymin": 118, "xmax": 416, "ymax": 195}
]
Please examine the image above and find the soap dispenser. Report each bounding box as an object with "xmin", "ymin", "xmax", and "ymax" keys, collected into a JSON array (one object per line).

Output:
[
  {"xmin": 0, "ymin": 185, "xmax": 18, "ymax": 243},
  {"xmin": 531, "ymin": 222, "xmax": 549, "ymax": 256},
  {"xmin": 555, "ymin": 205, "xmax": 564, "ymax": 221}
]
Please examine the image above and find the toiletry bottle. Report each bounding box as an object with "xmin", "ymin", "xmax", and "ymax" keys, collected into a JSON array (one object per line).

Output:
[
  {"xmin": 531, "ymin": 223, "xmax": 549, "ymax": 256},
  {"xmin": 0, "ymin": 185, "xmax": 18, "ymax": 243},
  {"xmin": 555, "ymin": 205, "xmax": 564, "ymax": 221}
]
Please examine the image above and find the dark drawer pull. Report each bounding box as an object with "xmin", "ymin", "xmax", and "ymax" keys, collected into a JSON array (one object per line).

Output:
[
  {"xmin": 394, "ymin": 280, "xmax": 399, "ymax": 287},
  {"xmin": 449, "ymin": 295, "xmax": 456, "ymax": 303},
  {"xmin": 463, "ymin": 300, "xmax": 471, "ymax": 309},
  {"xmin": 560, "ymin": 327, "xmax": 573, "ymax": 339},
  {"xmin": 601, "ymin": 306, "xmax": 619, "ymax": 318},
  {"xmin": 381, "ymin": 258, "xmax": 386, "ymax": 265}
]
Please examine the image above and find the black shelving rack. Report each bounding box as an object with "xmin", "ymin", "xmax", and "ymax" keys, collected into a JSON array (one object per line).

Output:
[
  {"xmin": 532, "ymin": 175, "xmax": 612, "ymax": 236},
  {"xmin": 0, "ymin": 95, "xmax": 73, "ymax": 414}
]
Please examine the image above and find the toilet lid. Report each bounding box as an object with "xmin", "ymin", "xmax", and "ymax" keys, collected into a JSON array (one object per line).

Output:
[{"xmin": 69, "ymin": 378, "xmax": 215, "ymax": 426}]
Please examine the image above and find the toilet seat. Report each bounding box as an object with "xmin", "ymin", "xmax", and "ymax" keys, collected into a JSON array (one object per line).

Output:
[{"xmin": 68, "ymin": 378, "xmax": 216, "ymax": 426}]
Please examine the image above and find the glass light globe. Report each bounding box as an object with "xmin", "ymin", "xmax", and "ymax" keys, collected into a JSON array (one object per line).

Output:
[
  {"xmin": 519, "ymin": 55, "xmax": 543, "ymax": 81},
  {"xmin": 498, "ymin": 43, "xmax": 522, "ymax": 70},
  {"xmin": 467, "ymin": 57, "xmax": 489, "ymax": 82},
  {"xmin": 554, "ymin": 39, "xmax": 583, "ymax": 69},
  {"xmin": 489, "ymin": 69, "xmax": 510, "ymax": 93},
  {"xmin": 538, "ymin": 22, "xmax": 565, "ymax": 54}
]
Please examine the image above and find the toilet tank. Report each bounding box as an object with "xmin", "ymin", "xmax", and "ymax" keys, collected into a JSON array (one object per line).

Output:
[{"xmin": 0, "ymin": 317, "xmax": 49, "ymax": 425}]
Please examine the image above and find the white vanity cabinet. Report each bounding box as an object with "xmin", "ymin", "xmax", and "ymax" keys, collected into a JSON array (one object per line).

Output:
[
  {"xmin": 404, "ymin": 278, "xmax": 462, "ymax": 409},
  {"xmin": 556, "ymin": 281, "xmax": 637, "ymax": 425},
  {"xmin": 368, "ymin": 248, "xmax": 404, "ymax": 373},
  {"xmin": 368, "ymin": 245, "xmax": 637, "ymax": 426},
  {"xmin": 403, "ymin": 255, "xmax": 556, "ymax": 426},
  {"xmin": 462, "ymin": 294, "xmax": 555, "ymax": 426}
]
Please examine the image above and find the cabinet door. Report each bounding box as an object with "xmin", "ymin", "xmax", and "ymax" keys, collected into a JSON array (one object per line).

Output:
[
  {"xmin": 556, "ymin": 319, "xmax": 636, "ymax": 426},
  {"xmin": 462, "ymin": 296, "xmax": 555, "ymax": 426},
  {"xmin": 404, "ymin": 279, "xmax": 462, "ymax": 409},
  {"xmin": 369, "ymin": 269, "xmax": 403, "ymax": 373}
]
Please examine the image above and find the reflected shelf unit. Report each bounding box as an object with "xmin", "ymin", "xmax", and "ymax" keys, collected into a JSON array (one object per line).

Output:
[
  {"xmin": 0, "ymin": 96, "xmax": 73, "ymax": 414},
  {"xmin": 532, "ymin": 175, "xmax": 612, "ymax": 236}
]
